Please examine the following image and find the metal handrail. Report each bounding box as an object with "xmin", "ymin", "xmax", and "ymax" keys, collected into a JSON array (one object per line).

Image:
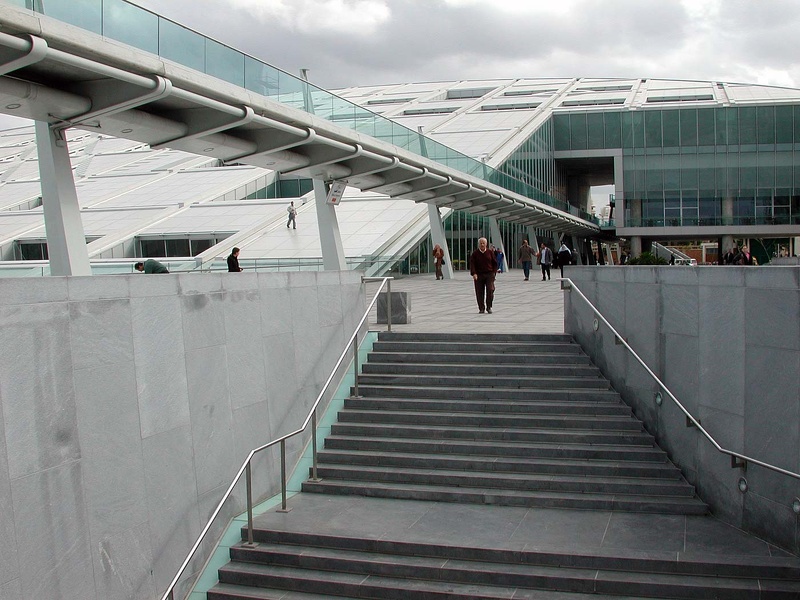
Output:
[
  {"xmin": 563, "ymin": 278, "xmax": 800, "ymax": 482},
  {"xmin": 162, "ymin": 276, "xmax": 394, "ymax": 600}
]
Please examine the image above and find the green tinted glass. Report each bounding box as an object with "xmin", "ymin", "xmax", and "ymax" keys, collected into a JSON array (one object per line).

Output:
[
  {"xmin": 103, "ymin": 0, "xmax": 158, "ymax": 54},
  {"xmin": 42, "ymin": 0, "xmax": 102, "ymax": 34},
  {"xmin": 160, "ymin": 20, "xmax": 205, "ymax": 72}
]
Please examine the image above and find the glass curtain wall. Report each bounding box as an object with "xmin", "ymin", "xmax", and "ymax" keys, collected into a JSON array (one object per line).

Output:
[
  {"xmin": 553, "ymin": 105, "xmax": 800, "ymax": 227},
  {"xmin": 498, "ymin": 119, "xmax": 570, "ymax": 209}
]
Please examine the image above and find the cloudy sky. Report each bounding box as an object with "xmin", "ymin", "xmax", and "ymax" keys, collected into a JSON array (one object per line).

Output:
[{"xmin": 119, "ymin": 0, "xmax": 800, "ymax": 91}]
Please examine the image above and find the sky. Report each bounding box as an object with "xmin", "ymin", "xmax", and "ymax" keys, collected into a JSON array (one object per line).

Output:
[
  {"xmin": 120, "ymin": 0, "xmax": 800, "ymax": 91},
  {"xmin": 4, "ymin": 0, "xmax": 800, "ymax": 208}
]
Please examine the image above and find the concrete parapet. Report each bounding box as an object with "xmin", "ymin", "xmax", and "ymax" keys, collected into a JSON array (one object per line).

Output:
[{"xmin": 0, "ymin": 270, "xmax": 366, "ymax": 600}]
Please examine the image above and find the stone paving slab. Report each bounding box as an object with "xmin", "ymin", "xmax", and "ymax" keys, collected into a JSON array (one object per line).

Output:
[{"xmin": 366, "ymin": 271, "xmax": 565, "ymax": 334}]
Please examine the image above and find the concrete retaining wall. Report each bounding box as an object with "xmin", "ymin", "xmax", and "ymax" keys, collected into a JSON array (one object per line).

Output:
[
  {"xmin": 0, "ymin": 270, "xmax": 365, "ymax": 600},
  {"xmin": 564, "ymin": 266, "xmax": 800, "ymax": 554}
]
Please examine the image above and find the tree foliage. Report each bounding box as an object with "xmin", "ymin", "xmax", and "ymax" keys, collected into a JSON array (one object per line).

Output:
[{"xmin": 626, "ymin": 251, "xmax": 668, "ymax": 265}]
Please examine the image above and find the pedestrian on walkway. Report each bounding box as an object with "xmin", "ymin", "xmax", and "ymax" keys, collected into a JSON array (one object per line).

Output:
[
  {"xmin": 557, "ymin": 242, "xmax": 572, "ymax": 277},
  {"xmin": 227, "ymin": 247, "xmax": 243, "ymax": 272},
  {"xmin": 433, "ymin": 244, "xmax": 445, "ymax": 280},
  {"xmin": 287, "ymin": 201, "xmax": 297, "ymax": 229},
  {"xmin": 469, "ymin": 237, "xmax": 498, "ymax": 314},
  {"xmin": 537, "ymin": 243, "xmax": 553, "ymax": 281},
  {"xmin": 517, "ymin": 239, "xmax": 535, "ymax": 280}
]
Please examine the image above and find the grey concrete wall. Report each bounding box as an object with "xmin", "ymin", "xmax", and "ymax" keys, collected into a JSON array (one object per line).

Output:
[
  {"xmin": 565, "ymin": 265, "xmax": 800, "ymax": 554},
  {"xmin": 0, "ymin": 270, "xmax": 365, "ymax": 600}
]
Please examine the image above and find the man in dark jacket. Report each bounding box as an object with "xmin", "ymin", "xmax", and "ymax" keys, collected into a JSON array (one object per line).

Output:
[
  {"xmin": 469, "ymin": 237, "xmax": 498, "ymax": 314},
  {"xmin": 134, "ymin": 259, "xmax": 169, "ymax": 273},
  {"xmin": 538, "ymin": 243, "xmax": 553, "ymax": 281},
  {"xmin": 227, "ymin": 247, "xmax": 243, "ymax": 272}
]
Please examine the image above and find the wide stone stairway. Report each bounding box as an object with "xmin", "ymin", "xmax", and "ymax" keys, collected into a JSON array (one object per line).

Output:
[{"xmin": 207, "ymin": 332, "xmax": 800, "ymax": 599}]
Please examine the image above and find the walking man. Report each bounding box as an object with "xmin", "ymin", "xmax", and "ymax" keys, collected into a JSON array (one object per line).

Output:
[
  {"xmin": 538, "ymin": 242, "xmax": 553, "ymax": 281},
  {"xmin": 469, "ymin": 237, "xmax": 498, "ymax": 314},
  {"xmin": 287, "ymin": 201, "xmax": 297, "ymax": 229},
  {"xmin": 517, "ymin": 239, "xmax": 535, "ymax": 281}
]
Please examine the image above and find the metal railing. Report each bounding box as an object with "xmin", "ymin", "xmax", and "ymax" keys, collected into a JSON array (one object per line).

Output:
[
  {"xmin": 562, "ymin": 278, "xmax": 800, "ymax": 484},
  {"xmin": 161, "ymin": 276, "xmax": 393, "ymax": 600}
]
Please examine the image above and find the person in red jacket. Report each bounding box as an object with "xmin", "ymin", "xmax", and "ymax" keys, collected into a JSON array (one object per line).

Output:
[{"xmin": 469, "ymin": 237, "xmax": 498, "ymax": 314}]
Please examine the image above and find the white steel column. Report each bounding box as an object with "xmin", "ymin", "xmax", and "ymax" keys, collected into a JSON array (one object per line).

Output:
[
  {"xmin": 488, "ymin": 217, "xmax": 506, "ymax": 267},
  {"xmin": 35, "ymin": 121, "xmax": 91, "ymax": 276},
  {"xmin": 427, "ymin": 203, "xmax": 453, "ymax": 279},
  {"xmin": 313, "ymin": 179, "xmax": 346, "ymax": 270},
  {"xmin": 526, "ymin": 226, "xmax": 539, "ymax": 250}
]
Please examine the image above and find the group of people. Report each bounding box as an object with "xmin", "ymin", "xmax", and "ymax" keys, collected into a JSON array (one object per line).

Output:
[
  {"xmin": 721, "ymin": 244, "xmax": 756, "ymax": 265},
  {"xmin": 517, "ymin": 240, "xmax": 572, "ymax": 281},
  {"xmin": 465, "ymin": 237, "xmax": 573, "ymax": 314}
]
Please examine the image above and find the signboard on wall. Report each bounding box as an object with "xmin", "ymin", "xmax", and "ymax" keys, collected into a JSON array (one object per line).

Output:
[{"xmin": 326, "ymin": 180, "xmax": 347, "ymax": 205}]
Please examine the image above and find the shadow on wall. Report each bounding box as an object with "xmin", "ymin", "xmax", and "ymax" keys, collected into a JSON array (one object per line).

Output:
[{"xmin": 564, "ymin": 265, "xmax": 800, "ymax": 555}]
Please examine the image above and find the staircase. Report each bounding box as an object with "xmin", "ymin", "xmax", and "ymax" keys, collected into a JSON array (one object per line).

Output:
[{"xmin": 206, "ymin": 332, "xmax": 800, "ymax": 599}]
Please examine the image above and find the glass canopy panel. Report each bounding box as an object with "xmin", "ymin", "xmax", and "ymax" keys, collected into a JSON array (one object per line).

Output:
[
  {"xmin": 160, "ymin": 20, "xmax": 205, "ymax": 73},
  {"xmin": 205, "ymin": 38, "xmax": 245, "ymax": 87},
  {"xmin": 103, "ymin": 0, "xmax": 158, "ymax": 55},
  {"xmin": 41, "ymin": 0, "xmax": 102, "ymax": 34}
]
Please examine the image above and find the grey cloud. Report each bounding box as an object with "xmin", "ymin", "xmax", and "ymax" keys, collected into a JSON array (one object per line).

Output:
[{"xmin": 130, "ymin": 0, "xmax": 795, "ymax": 89}]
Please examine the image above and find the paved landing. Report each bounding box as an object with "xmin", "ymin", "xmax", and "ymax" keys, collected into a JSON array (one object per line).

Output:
[
  {"xmin": 367, "ymin": 270, "xmax": 565, "ymax": 334},
  {"xmin": 253, "ymin": 493, "xmax": 795, "ymax": 561}
]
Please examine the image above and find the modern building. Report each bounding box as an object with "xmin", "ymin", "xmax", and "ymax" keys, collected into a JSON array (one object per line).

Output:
[{"xmin": 0, "ymin": 3, "xmax": 799, "ymax": 600}]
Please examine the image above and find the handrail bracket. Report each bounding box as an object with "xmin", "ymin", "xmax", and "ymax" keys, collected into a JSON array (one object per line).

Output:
[{"xmin": 731, "ymin": 455, "xmax": 747, "ymax": 471}]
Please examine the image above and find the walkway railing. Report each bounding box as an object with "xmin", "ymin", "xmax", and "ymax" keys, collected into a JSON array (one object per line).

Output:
[
  {"xmin": 562, "ymin": 278, "xmax": 800, "ymax": 486},
  {"xmin": 161, "ymin": 276, "xmax": 393, "ymax": 600}
]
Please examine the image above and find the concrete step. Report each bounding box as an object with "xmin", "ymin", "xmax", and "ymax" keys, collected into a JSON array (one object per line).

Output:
[
  {"xmin": 366, "ymin": 351, "xmax": 593, "ymax": 365},
  {"xmin": 354, "ymin": 373, "xmax": 612, "ymax": 389},
  {"xmin": 371, "ymin": 340, "xmax": 584, "ymax": 354},
  {"xmin": 245, "ymin": 528, "xmax": 800, "ymax": 580},
  {"xmin": 209, "ymin": 582, "xmax": 361, "ymax": 599},
  {"xmin": 323, "ymin": 435, "xmax": 668, "ymax": 462},
  {"xmin": 330, "ymin": 422, "xmax": 654, "ymax": 445},
  {"xmin": 343, "ymin": 396, "xmax": 633, "ymax": 416},
  {"xmin": 361, "ymin": 361, "xmax": 603, "ymax": 377},
  {"xmin": 310, "ymin": 464, "xmax": 697, "ymax": 497},
  {"xmin": 378, "ymin": 332, "xmax": 575, "ymax": 343},
  {"xmin": 301, "ymin": 478, "xmax": 710, "ymax": 514},
  {"xmin": 355, "ymin": 384, "xmax": 621, "ymax": 402},
  {"xmin": 336, "ymin": 408, "xmax": 644, "ymax": 431},
  {"xmin": 213, "ymin": 540, "xmax": 800, "ymax": 599},
  {"xmin": 315, "ymin": 449, "xmax": 682, "ymax": 479}
]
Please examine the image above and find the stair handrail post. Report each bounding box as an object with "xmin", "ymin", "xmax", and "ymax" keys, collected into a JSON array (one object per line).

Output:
[
  {"xmin": 564, "ymin": 277, "xmax": 800, "ymax": 484},
  {"xmin": 387, "ymin": 278, "xmax": 392, "ymax": 332},
  {"xmin": 353, "ymin": 331, "xmax": 360, "ymax": 397},
  {"xmin": 277, "ymin": 439, "xmax": 291, "ymax": 513},
  {"xmin": 245, "ymin": 462, "xmax": 254, "ymax": 545},
  {"xmin": 311, "ymin": 409, "xmax": 319, "ymax": 481}
]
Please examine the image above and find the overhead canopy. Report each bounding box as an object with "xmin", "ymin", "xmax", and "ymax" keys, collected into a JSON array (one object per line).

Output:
[{"xmin": 0, "ymin": 4, "xmax": 599, "ymax": 236}]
